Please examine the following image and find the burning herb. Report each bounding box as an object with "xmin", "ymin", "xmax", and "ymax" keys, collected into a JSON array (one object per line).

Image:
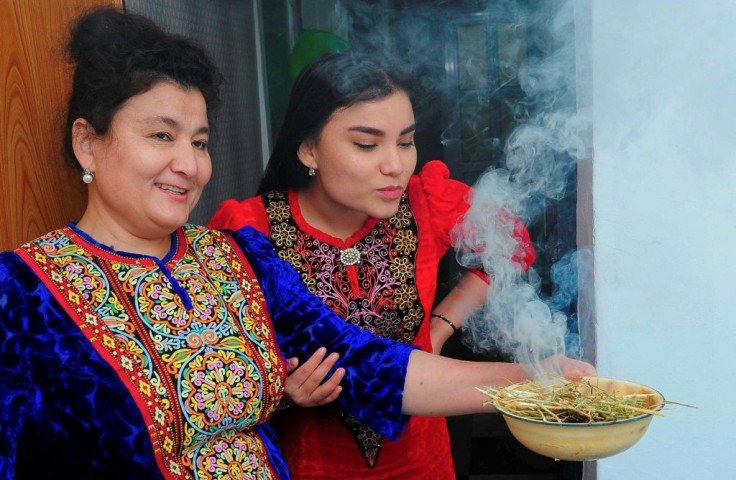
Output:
[{"xmin": 476, "ymin": 377, "xmax": 665, "ymax": 424}]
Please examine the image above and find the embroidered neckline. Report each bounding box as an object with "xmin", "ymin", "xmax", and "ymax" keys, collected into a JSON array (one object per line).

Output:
[
  {"xmin": 67, "ymin": 221, "xmax": 185, "ymax": 266},
  {"xmin": 288, "ymin": 189, "xmax": 381, "ymax": 249}
]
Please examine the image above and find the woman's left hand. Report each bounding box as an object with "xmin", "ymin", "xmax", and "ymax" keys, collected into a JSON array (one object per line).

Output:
[{"xmin": 283, "ymin": 347, "xmax": 345, "ymax": 407}]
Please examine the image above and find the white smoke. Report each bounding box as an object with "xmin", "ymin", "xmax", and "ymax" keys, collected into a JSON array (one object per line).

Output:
[{"xmin": 454, "ymin": 0, "xmax": 594, "ymax": 377}]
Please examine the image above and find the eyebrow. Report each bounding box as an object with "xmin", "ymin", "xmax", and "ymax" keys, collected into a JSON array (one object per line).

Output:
[
  {"xmin": 144, "ymin": 116, "xmax": 210, "ymax": 135},
  {"xmin": 348, "ymin": 123, "xmax": 417, "ymax": 136}
]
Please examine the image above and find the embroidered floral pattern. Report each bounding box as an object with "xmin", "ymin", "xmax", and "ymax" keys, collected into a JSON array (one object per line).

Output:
[
  {"xmin": 192, "ymin": 428, "xmax": 272, "ymax": 480},
  {"xmin": 20, "ymin": 226, "xmax": 285, "ymax": 479},
  {"xmin": 263, "ymin": 191, "xmax": 423, "ymax": 342},
  {"xmin": 183, "ymin": 352, "xmax": 259, "ymax": 430}
]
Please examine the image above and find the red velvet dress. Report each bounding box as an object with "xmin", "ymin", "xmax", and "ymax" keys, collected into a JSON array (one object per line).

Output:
[{"xmin": 209, "ymin": 161, "xmax": 534, "ymax": 479}]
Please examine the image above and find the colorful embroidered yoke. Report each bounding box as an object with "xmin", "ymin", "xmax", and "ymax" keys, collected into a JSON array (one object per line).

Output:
[
  {"xmin": 17, "ymin": 225, "xmax": 286, "ymax": 479},
  {"xmin": 0, "ymin": 225, "xmax": 414, "ymax": 479}
]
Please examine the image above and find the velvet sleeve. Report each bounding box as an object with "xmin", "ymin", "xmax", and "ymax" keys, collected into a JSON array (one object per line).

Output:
[
  {"xmin": 208, "ymin": 196, "xmax": 270, "ymax": 234},
  {"xmin": 229, "ymin": 227, "xmax": 416, "ymax": 440},
  {"xmin": 0, "ymin": 252, "xmax": 163, "ymax": 479},
  {"xmin": 0, "ymin": 253, "xmax": 36, "ymax": 478},
  {"xmin": 416, "ymin": 160, "xmax": 535, "ymax": 274}
]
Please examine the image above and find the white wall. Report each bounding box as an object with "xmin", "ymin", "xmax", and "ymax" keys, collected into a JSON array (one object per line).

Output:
[{"xmin": 592, "ymin": 1, "xmax": 736, "ymax": 478}]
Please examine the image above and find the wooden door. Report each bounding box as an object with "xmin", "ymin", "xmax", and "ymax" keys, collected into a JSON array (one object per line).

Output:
[{"xmin": 1, "ymin": 0, "xmax": 121, "ymax": 251}]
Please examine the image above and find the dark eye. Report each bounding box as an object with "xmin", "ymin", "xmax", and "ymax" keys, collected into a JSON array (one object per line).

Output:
[
  {"xmin": 193, "ymin": 140, "xmax": 208, "ymax": 150},
  {"xmin": 153, "ymin": 132, "xmax": 171, "ymax": 141}
]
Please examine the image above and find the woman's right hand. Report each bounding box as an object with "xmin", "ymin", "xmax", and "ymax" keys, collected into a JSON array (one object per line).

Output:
[
  {"xmin": 544, "ymin": 354, "xmax": 597, "ymax": 380},
  {"xmin": 283, "ymin": 347, "xmax": 345, "ymax": 407}
]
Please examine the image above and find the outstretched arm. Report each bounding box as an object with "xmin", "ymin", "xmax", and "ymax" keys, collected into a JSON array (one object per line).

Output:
[
  {"xmin": 233, "ymin": 226, "xmax": 595, "ymax": 436},
  {"xmin": 402, "ymin": 351, "xmax": 596, "ymax": 416}
]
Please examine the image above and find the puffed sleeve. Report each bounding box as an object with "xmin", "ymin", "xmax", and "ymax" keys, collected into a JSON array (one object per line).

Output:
[
  {"xmin": 229, "ymin": 227, "xmax": 416, "ymax": 440},
  {"xmin": 209, "ymin": 196, "xmax": 270, "ymax": 234},
  {"xmin": 412, "ymin": 160, "xmax": 473, "ymax": 249},
  {"xmin": 414, "ymin": 160, "xmax": 535, "ymax": 274},
  {"xmin": 0, "ymin": 253, "xmax": 37, "ymax": 478}
]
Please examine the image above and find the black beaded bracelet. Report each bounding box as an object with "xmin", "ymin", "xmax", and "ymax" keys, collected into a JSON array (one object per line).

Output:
[{"xmin": 430, "ymin": 313, "xmax": 457, "ymax": 333}]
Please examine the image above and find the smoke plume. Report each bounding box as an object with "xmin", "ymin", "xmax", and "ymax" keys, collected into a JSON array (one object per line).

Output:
[{"xmin": 453, "ymin": 0, "xmax": 594, "ymax": 377}]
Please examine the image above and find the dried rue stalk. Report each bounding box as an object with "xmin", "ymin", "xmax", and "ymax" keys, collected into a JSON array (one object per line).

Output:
[{"xmin": 477, "ymin": 378, "xmax": 665, "ymax": 424}]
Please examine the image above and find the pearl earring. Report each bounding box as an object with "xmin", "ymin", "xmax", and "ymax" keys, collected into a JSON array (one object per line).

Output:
[
  {"xmin": 308, "ymin": 167, "xmax": 316, "ymax": 177},
  {"xmin": 82, "ymin": 168, "xmax": 94, "ymax": 184}
]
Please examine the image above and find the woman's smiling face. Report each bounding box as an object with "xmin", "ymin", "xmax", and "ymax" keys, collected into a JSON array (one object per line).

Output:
[{"xmin": 84, "ymin": 81, "xmax": 211, "ymax": 240}]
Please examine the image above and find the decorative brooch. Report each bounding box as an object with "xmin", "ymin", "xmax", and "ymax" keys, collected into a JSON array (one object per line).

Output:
[{"xmin": 339, "ymin": 247, "xmax": 361, "ymax": 266}]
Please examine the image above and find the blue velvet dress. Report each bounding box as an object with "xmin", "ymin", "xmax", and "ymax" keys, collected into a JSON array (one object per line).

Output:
[{"xmin": 0, "ymin": 225, "xmax": 414, "ymax": 479}]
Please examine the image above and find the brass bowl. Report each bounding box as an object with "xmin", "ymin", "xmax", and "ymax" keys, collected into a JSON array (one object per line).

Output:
[{"xmin": 496, "ymin": 377, "xmax": 664, "ymax": 461}]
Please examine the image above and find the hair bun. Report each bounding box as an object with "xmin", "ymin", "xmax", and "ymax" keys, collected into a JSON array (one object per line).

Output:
[{"xmin": 69, "ymin": 7, "xmax": 164, "ymax": 66}]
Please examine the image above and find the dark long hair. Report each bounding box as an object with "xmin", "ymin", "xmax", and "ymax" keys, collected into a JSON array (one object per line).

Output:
[
  {"xmin": 63, "ymin": 7, "xmax": 223, "ymax": 168},
  {"xmin": 257, "ymin": 51, "xmax": 414, "ymax": 194}
]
